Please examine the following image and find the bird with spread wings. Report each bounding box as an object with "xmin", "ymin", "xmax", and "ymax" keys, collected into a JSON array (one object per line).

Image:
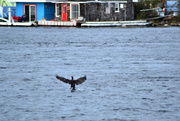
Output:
[{"xmin": 56, "ymin": 75, "xmax": 87, "ymax": 92}]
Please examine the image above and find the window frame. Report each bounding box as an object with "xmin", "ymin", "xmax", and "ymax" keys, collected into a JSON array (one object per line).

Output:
[
  {"xmin": 55, "ymin": 3, "xmax": 60, "ymax": 17},
  {"xmin": 70, "ymin": 3, "xmax": 80, "ymax": 19},
  {"xmin": 23, "ymin": 4, "xmax": 37, "ymax": 21},
  {"xmin": 120, "ymin": 4, "xmax": 124, "ymax": 9},
  {"xmin": 115, "ymin": 3, "xmax": 119, "ymax": 12}
]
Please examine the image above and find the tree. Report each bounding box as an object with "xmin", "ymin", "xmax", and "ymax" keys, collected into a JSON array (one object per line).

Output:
[
  {"xmin": 175, "ymin": 1, "xmax": 180, "ymax": 21},
  {"xmin": 134, "ymin": 0, "xmax": 161, "ymax": 19}
]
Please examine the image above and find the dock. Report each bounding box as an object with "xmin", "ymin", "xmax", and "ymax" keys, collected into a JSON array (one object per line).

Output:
[
  {"xmin": 37, "ymin": 20, "xmax": 77, "ymax": 27},
  {"xmin": 0, "ymin": 18, "xmax": 37, "ymax": 26},
  {"xmin": 81, "ymin": 21, "xmax": 152, "ymax": 27},
  {"xmin": 1, "ymin": 19, "xmax": 152, "ymax": 27},
  {"xmin": 12, "ymin": 22, "xmax": 37, "ymax": 26},
  {"xmin": 0, "ymin": 20, "xmax": 37, "ymax": 27},
  {"xmin": 1, "ymin": 11, "xmax": 151, "ymax": 28},
  {"xmin": 0, "ymin": 20, "xmax": 152, "ymax": 27}
]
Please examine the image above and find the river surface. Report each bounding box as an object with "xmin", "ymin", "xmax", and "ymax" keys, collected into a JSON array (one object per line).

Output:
[{"xmin": 0, "ymin": 27, "xmax": 180, "ymax": 121}]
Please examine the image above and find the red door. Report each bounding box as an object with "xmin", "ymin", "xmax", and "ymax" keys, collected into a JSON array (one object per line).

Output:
[{"xmin": 62, "ymin": 4, "xmax": 67, "ymax": 21}]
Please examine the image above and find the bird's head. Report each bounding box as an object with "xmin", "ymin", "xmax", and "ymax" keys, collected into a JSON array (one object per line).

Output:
[{"xmin": 71, "ymin": 76, "xmax": 74, "ymax": 80}]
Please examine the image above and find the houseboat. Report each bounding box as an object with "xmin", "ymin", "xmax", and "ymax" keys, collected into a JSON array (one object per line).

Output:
[{"xmin": 5, "ymin": 0, "xmax": 140, "ymax": 27}]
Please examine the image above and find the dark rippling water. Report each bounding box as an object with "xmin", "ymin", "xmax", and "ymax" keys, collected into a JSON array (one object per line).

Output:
[{"xmin": 0, "ymin": 27, "xmax": 180, "ymax": 121}]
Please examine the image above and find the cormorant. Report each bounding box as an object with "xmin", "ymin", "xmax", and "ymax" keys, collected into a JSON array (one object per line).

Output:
[{"xmin": 56, "ymin": 75, "xmax": 86, "ymax": 92}]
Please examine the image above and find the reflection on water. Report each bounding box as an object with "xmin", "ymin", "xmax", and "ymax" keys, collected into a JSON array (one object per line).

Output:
[{"xmin": 0, "ymin": 27, "xmax": 180, "ymax": 121}]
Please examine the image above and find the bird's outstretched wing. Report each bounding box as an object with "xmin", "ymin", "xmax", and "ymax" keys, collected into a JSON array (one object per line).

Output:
[
  {"xmin": 56, "ymin": 75, "xmax": 71, "ymax": 84},
  {"xmin": 75, "ymin": 75, "xmax": 87, "ymax": 85}
]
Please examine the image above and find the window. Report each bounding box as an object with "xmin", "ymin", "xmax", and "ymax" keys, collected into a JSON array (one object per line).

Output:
[
  {"xmin": 120, "ymin": 4, "xmax": 124, "ymax": 9},
  {"xmin": 115, "ymin": 3, "xmax": 119, "ymax": 12},
  {"xmin": 71, "ymin": 4, "xmax": 79, "ymax": 19},
  {"xmin": 56, "ymin": 3, "xmax": 60, "ymax": 17},
  {"xmin": 24, "ymin": 4, "xmax": 36, "ymax": 21},
  {"xmin": 30, "ymin": 6, "xmax": 35, "ymax": 21},
  {"xmin": 106, "ymin": 2, "xmax": 110, "ymax": 14}
]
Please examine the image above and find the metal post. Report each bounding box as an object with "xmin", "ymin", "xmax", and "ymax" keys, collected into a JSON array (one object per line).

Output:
[{"xmin": 8, "ymin": 7, "xmax": 11, "ymax": 25}]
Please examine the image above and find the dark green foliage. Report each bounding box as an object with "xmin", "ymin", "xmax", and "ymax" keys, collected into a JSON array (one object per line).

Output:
[
  {"xmin": 134, "ymin": 0, "xmax": 161, "ymax": 19},
  {"xmin": 174, "ymin": 1, "xmax": 180, "ymax": 21}
]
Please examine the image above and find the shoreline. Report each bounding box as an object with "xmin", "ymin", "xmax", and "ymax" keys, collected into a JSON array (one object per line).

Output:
[{"xmin": 0, "ymin": 20, "xmax": 180, "ymax": 27}]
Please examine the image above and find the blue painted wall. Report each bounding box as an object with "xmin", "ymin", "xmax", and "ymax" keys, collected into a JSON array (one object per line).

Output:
[
  {"xmin": 16, "ymin": 2, "xmax": 23, "ymax": 17},
  {"xmin": 16, "ymin": 2, "xmax": 54, "ymax": 20},
  {"xmin": 37, "ymin": 3, "xmax": 45, "ymax": 20},
  {"xmin": 2, "ymin": 7, "xmax": 16, "ymax": 18},
  {"xmin": 44, "ymin": 3, "xmax": 55, "ymax": 20}
]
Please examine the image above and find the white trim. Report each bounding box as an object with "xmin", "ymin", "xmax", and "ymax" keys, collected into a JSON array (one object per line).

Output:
[
  {"xmin": 8, "ymin": 0, "xmax": 129, "ymax": 3},
  {"xmin": 132, "ymin": 0, "xmax": 138, "ymax": 2},
  {"xmin": 52, "ymin": 1, "xmax": 84, "ymax": 4},
  {"xmin": 52, "ymin": 1, "xmax": 127, "ymax": 4},
  {"xmin": 55, "ymin": 3, "xmax": 60, "ymax": 17},
  {"xmin": 7, "ymin": 0, "xmax": 60, "ymax": 2}
]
